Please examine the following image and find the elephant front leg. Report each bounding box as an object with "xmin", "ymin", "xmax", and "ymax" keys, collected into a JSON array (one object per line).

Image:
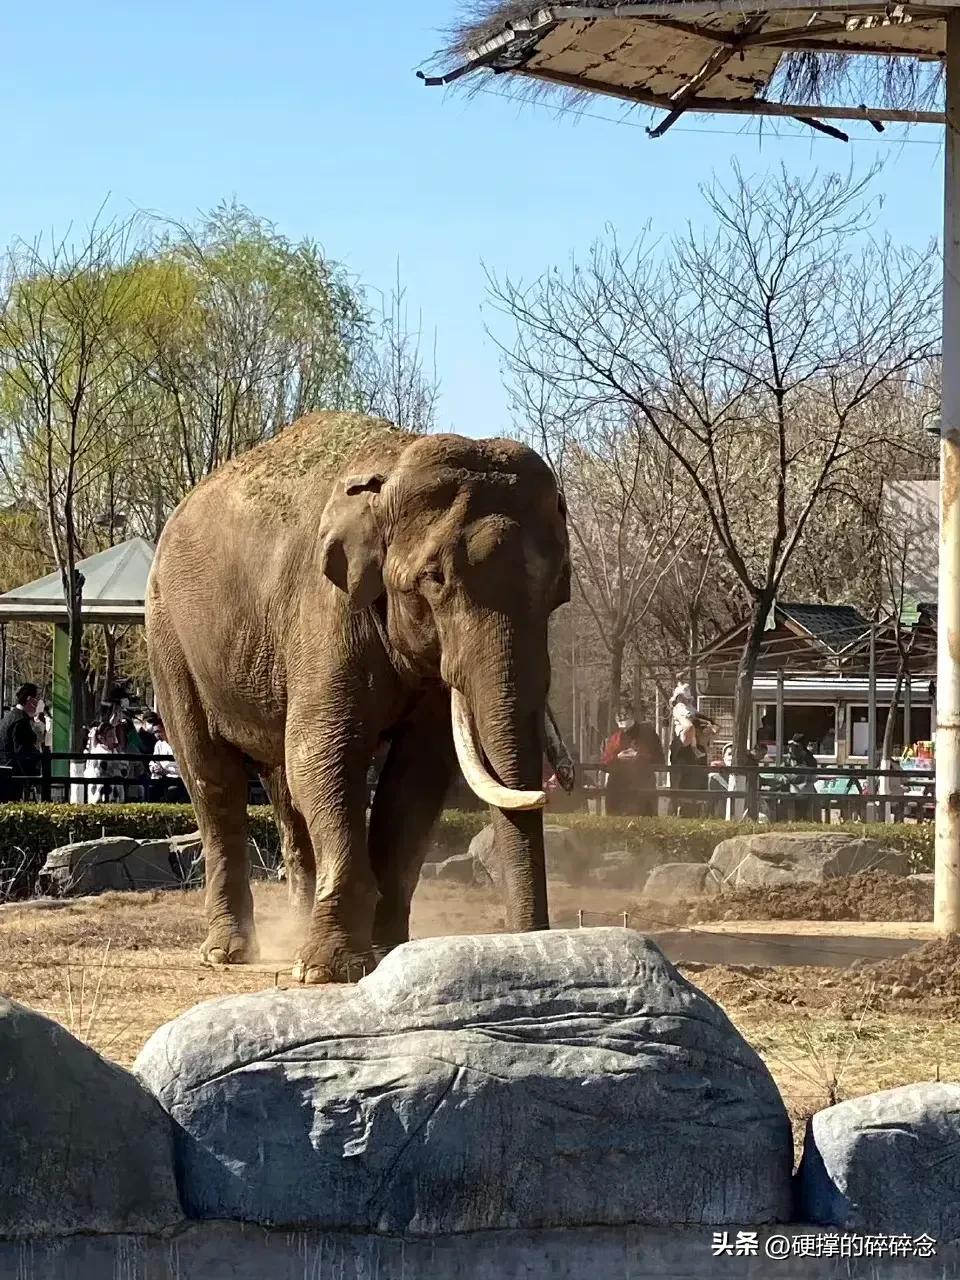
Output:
[
  {"xmin": 369, "ymin": 698, "xmax": 455, "ymax": 955},
  {"xmin": 285, "ymin": 745, "xmax": 376, "ymax": 984}
]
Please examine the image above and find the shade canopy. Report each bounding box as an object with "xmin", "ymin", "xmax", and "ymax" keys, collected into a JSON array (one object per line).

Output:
[
  {"xmin": 0, "ymin": 537, "xmax": 155, "ymax": 625},
  {"xmin": 425, "ymin": 0, "xmax": 950, "ymax": 136}
]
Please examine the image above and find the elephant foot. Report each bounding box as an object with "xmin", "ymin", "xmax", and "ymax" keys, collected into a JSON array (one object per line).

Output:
[
  {"xmin": 292, "ymin": 936, "xmax": 375, "ymax": 985},
  {"xmin": 199, "ymin": 924, "xmax": 259, "ymax": 967},
  {"xmin": 371, "ymin": 903, "xmax": 410, "ymax": 957}
]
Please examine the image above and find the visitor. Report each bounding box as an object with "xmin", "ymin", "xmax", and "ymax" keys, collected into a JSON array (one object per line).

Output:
[
  {"xmin": 787, "ymin": 732, "xmax": 819, "ymax": 819},
  {"xmin": 83, "ymin": 721, "xmax": 123, "ymax": 805},
  {"xmin": 0, "ymin": 682, "xmax": 43, "ymax": 801},
  {"xmin": 669, "ymin": 682, "xmax": 716, "ymax": 817},
  {"xmin": 137, "ymin": 711, "xmax": 161, "ymax": 756},
  {"xmin": 708, "ymin": 741, "xmax": 768, "ymax": 820},
  {"xmin": 600, "ymin": 702, "xmax": 664, "ymax": 816},
  {"xmin": 149, "ymin": 721, "xmax": 188, "ymax": 803}
]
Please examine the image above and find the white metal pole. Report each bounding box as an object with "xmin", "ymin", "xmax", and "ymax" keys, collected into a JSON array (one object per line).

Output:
[
  {"xmin": 570, "ymin": 620, "xmax": 577, "ymax": 754},
  {"xmin": 868, "ymin": 624, "xmax": 877, "ymax": 770},
  {"xmin": 936, "ymin": 10, "xmax": 960, "ymax": 935}
]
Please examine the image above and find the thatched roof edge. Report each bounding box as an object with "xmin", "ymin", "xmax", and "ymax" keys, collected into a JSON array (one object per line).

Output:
[{"xmin": 431, "ymin": 0, "xmax": 944, "ymax": 112}]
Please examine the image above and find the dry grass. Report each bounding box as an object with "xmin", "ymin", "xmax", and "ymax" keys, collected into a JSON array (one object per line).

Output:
[
  {"xmin": 1, "ymin": 879, "xmax": 953, "ymax": 1146},
  {"xmin": 0, "ymin": 879, "xmax": 629, "ymax": 1065}
]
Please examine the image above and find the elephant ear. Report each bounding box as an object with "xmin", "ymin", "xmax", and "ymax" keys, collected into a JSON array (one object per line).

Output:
[{"xmin": 319, "ymin": 473, "xmax": 386, "ymax": 608}]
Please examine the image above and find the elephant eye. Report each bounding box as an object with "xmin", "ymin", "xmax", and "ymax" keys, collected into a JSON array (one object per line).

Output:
[{"xmin": 421, "ymin": 566, "xmax": 445, "ymax": 588}]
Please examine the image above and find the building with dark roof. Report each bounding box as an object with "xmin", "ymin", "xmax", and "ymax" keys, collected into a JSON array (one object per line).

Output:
[{"xmin": 698, "ymin": 602, "xmax": 935, "ymax": 763}]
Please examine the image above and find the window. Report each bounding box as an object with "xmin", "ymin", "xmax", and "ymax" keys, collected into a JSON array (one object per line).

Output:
[
  {"xmin": 755, "ymin": 703, "xmax": 837, "ymax": 757},
  {"xmin": 848, "ymin": 705, "xmax": 933, "ymax": 758}
]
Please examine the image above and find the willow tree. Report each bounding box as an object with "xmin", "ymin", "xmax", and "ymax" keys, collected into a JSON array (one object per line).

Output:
[
  {"xmin": 490, "ymin": 165, "xmax": 940, "ymax": 760},
  {"xmin": 0, "ymin": 218, "xmax": 161, "ymax": 744}
]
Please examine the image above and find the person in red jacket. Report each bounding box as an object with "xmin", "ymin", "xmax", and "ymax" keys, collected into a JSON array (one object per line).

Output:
[{"xmin": 601, "ymin": 703, "xmax": 665, "ymax": 816}]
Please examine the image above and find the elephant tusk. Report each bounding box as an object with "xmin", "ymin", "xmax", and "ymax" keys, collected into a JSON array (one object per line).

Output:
[{"xmin": 450, "ymin": 690, "xmax": 546, "ymax": 812}]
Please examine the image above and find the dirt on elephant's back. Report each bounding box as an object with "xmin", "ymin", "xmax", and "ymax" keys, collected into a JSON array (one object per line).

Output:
[{"xmin": 227, "ymin": 411, "xmax": 414, "ymax": 524}]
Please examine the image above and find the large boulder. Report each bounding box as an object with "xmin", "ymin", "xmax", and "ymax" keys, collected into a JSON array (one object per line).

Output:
[
  {"xmin": 645, "ymin": 862, "xmax": 721, "ymax": 902},
  {"xmin": 709, "ymin": 832, "xmax": 909, "ymax": 892},
  {"xmin": 168, "ymin": 831, "xmax": 204, "ymax": 884},
  {"xmin": 37, "ymin": 836, "xmax": 182, "ymax": 896},
  {"xmin": 0, "ymin": 998, "xmax": 183, "ymax": 1237},
  {"xmin": 420, "ymin": 850, "xmax": 492, "ymax": 886},
  {"xmin": 796, "ymin": 1083, "xmax": 960, "ymax": 1240},
  {"xmin": 585, "ymin": 849, "xmax": 648, "ymax": 891},
  {"xmin": 469, "ymin": 823, "xmax": 589, "ymax": 886},
  {"xmin": 135, "ymin": 928, "xmax": 793, "ymax": 1232}
]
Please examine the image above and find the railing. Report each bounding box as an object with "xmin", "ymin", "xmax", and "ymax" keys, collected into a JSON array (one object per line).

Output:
[
  {"xmin": 0, "ymin": 754, "xmax": 937, "ymax": 823},
  {"xmin": 0, "ymin": 752, "xmax": 269, "ymax": 806},
  {"xmin": 568, "ymin": 762, "xmax": 935, "ymax": 823}
]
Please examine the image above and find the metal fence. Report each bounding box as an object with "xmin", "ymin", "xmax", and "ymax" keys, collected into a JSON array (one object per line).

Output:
[
  {"xmin": 566, "ymin": 762, "xmax": 935, "ymax": 823},
  {"xmin": 0, "ymin": 752, "xmax": 937, "ymax": 823}
]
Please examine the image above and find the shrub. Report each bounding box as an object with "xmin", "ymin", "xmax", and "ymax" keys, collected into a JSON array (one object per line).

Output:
[
  {"xmin": 0, "ymin": 803, "xmax": 934, "ymax": 898},
  {"xmin": 0, "ymin": 804, "xmax": 282, "ymax": 899}
]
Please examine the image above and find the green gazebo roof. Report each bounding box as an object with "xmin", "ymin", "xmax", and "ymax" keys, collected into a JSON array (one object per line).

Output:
[{"xmin": 0, "ymin": 537, "xmax": 155, "ymax": 625}]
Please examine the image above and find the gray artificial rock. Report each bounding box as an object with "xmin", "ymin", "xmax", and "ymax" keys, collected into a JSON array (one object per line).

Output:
[
  {"xmin": 709, "ymin": 832, "xmax": 908, "ymax": 892},
  {"xmin": 37, "ymin": 836, "xmax": 183, "ymax": 895},
  {"xmin": 796, "ymin": 1082, "xmax": 960, "ymax": 1240},
  {"xmin": 169, "ymin": 831, "xmax": 204, "ymax": 883},
  {"xmin": 470, "ymin": 823, "xmax": 589, "ymax": 887},
  {"xmin": 0, "ymin": 997, "xmax": 183, "ymax": 1238},
  {"xmin": 135, "ymin": 928, "xmax": 793, "ymax": 1232},
  {"xmin": 644, "ymin": 862, "xmax": 721, "ymax": 902},
  {"xmin": 431, "ymin": 850, "xmax": 492, "ymax": 886},
  {"xmin": 585, "ymin": 849, "xmax": 647, "ymax": 891}
]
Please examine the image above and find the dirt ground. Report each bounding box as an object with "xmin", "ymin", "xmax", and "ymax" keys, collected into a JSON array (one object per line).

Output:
[
  {"xmin": 0, "ymin": 874, "xmax": 952, "ymax": 1161},
  {"xmin": 644, "ymin": 871, "xmax": 934, "ymax": 926}
]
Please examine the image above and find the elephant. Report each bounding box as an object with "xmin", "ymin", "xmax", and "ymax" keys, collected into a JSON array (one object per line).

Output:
[{"xmin": 145, "ymin": 410, "xmax": 572, "ymax": 983}]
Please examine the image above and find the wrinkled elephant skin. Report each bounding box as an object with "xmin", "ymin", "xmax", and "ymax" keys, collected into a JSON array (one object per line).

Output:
[{"xmin": 145, "ymin": 412, "xmax": 570, "ymax": 982}]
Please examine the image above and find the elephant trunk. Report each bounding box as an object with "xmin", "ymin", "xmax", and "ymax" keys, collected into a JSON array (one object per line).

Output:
[
  {"xmin": 450, "ymin": 691, "xmax": 546, "ymax": 811},
  {"xmin": 451, "ymin": 630, "xmax": 550, "ymax": 932}
]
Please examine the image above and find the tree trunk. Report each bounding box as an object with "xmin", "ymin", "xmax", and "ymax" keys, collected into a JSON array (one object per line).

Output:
[
  {"xmin": 881, "ymin": 660, "xmax": 906, "ymax": 764},
  {"xmin": 687, "ymin": 603, "xmax": 701, "ymax": 694},
  {"xmin": 732, "ymin": 594, "xmax": 772, "ymax": 765},
  {"xmin": 608, "ymin": 635, "xmax": 625, "ymax": 731},
  {"xmin": 68, "ymin": 570, "xmax": 85, "ymax": 751},
  {"xmin": 101, "ymin": 626, "xmax": 118, "ymax": 707}
]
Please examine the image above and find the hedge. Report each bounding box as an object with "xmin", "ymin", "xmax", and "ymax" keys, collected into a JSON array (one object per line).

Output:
[{"xmin": 0, "ymin": 803, "xmax": 934, "ymax": 897}]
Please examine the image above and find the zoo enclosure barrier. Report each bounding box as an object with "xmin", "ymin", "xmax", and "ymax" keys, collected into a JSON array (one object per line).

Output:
[
  {"xmin": 566, "ymin": 762, "xmax": 936, "ymax": 824},
  {"xmin": 0, "ymin": 754, "xmax": 937, "ymax": 823}
]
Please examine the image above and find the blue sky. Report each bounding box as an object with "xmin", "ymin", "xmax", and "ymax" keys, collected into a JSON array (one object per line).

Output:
[{"xmin": 2, "ymin": 0, "xmax": 946, "ymax": 436}]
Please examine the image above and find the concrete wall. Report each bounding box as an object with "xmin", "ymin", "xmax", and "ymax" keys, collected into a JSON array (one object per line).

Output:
[{"xmin": 1, "ymin": 1224, "xmax": 958, "ymax": 1280}]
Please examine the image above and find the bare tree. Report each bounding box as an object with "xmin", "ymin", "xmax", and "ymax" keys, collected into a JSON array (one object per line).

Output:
[
  {"xmin": 355, "ymin": 264, "xmax": 440, "ymax": 432},
  {"xmin": 489, "ymin": 165, "xmax": 940, "ymax": 760},
  {"xmin": 0, "ymin": 218, "xmax": 154, "ymax": 745},
  {"xmin": 513, "ymin": 382, "xmax": 695, "ymax": 724}
]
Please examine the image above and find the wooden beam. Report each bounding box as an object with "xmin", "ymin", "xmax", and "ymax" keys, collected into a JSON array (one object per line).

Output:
[
  {"xmin": 515, "ymin": 64, "xmax": 946, "ymax": 124},
  {"xmin": 649, "ymin": 14, "xmax": 768, "ymax": 137},
  {"xmin": 739, "ymin": 20, "xmax": 854, "ymax": 45},
  {"xmin": 553, "ymin": 0, "xmax": 955, "ymax": 21},
  {"xmin": 767, "ymin": 34, "xmax": 943, "ymax": 54},
  {"xmin": 633, "ymin": 16, "xmax": 740, "ymax": 45}
]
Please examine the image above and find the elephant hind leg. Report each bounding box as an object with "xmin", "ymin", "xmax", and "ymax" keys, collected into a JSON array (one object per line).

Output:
[
  {"xmin": 262, "ymin": 766, "xmax": 315, "ymax": 950},
  {"xmin": 369, "ymin": 695, "xmax": 456, "ymax": 954},
  {"xmin": 149, "ymin": 606, "xmax": 257, "ymax": 965}
]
